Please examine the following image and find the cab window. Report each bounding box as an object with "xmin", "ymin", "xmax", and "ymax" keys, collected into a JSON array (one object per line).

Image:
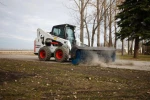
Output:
[
  {"xmin": 53, "ymin": 26, "xmax": 65, "ymax": 39},
  {"xmin": 66, "ymin": 26, "xmax": 75, "ymax": 45}
]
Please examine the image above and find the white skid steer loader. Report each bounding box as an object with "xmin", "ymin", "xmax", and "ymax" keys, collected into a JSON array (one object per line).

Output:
[{"xmin": 34, "ymin": 24, "xmax": 116, "ymax": 65}]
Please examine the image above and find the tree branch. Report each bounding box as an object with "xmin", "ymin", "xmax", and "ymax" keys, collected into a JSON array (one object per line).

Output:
[
  {"xmin": 83, "ymin": 0, "xmax": 90, "ymax": 10},
  {"xmin": 0, "ymin": 1, "xmax": 6, "ymax": 6},
  {"xmin": 73, "ymin": 0, "xmax": 81, "ymax": 11}
]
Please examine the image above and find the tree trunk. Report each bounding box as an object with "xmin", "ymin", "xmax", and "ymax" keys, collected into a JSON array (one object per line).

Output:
[
  {"xmin": 142, "ymin": 40, "xmax": 145, "ymax": 54},
  {"xmin": 108, "ymin": 0, "xmax": 113, "ymax": 47},
  {"xmin": 91, "ymin": 30, "xmax": 95, "ymax": 47},
  {"xmin": 114, "ymin": 0, "xmax": 117, "ymax": 48},
  {"xmin": 104, "ymin": 0, "xmax": 107, "ymax": 47},
  {"xmin": 80, "ymin": 0, "xmax": 84, "ymax": 44},
  {"xmin": 128, "ymin": 37, "xmax": 130, "ymax": 55},
  {"xmin": 134, "ymin": 37, "xmax": 139, "ymax": 58},
  {"xmin": 130, "ymin": 39, "xmax": 134, "ymax": 55},
  {"xmin": 84, "ymin": 19, "xmax": 90, "ymax": 46},
  {"xmin": 91, "ymin": 19, "xmax": 96, "ymax": 47},
  {"xmin": 97, "ymin": 25, "xmax": 100, "ymax": 47},
  {"xmin": 91, "ymin": 13, "xmax": 97, "ymax": 47},
  {"xmin": 142, "ymin": 40, "xmax": 144, "ymax": 54},
  {"xmin": 114, "ymin": 25, "xmax": 117, "ymax": 48},
  {"xmin": 97, "ymin": 0, "xmax": 100, "ymax": 47},
  {"xmin": 122, "ymin": 39, "xmax": 124, "ymax": 56}
]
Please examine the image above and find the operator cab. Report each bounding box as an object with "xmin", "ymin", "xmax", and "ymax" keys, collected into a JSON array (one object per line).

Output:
[{"xmin": 50, "ymin": 24, "xmax": 76, "ymax": 46}]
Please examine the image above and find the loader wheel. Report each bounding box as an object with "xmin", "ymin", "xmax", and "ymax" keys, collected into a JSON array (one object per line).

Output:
[
  {"xmin": 54, "ymin": 47, "xmax": 68, "ymax": 62},
  {"xmin": 38, "ymin": 47, "xmax": 51, "ymax": 61}
]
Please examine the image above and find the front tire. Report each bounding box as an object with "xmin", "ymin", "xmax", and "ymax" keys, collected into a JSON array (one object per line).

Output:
[
  {"xmin": 54, "ymin": 47, "xmax": 68, "ymax": 62},
  {"xmin": 38, "ymin": 47, "xmax": 51, "ymax": 61}
]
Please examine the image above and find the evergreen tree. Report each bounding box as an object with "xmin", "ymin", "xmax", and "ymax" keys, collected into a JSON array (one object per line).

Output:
[{"xmin": 116, "ymin": 0, "xmax": 150, "ymax": 58}]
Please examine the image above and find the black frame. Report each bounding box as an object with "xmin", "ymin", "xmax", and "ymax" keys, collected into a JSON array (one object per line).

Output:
[{"xmin": 51, "ymin": 24, "xmax": 76, "ymax": 40}]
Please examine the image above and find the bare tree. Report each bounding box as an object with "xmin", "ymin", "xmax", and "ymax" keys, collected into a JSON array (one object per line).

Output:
[
  {"xmin": 108, "ymin": 0, "xmax": 113, "ymax": 47},
  {"xmin": 103, "ymin": 0, "xmax": 107, "ymax": 47},
  {"xmin": 128, "ymin": 37, "xmax": 130, "ymax": 55},
  {"xmin": 89, "ymin": 0, "xmax": 105, "ymax": 47},
  {"xmin": 114, "ymin": 0, "xmax": 125, "ymax": 48},
  {"xmin": 84, "ymin": 18, "xmax": 90, "ymax": 46},
  {"xmin": 89, "ymin": 0, "xmax": 115, "ymax": 47},
  {"xmin": 73, "ymin": 0, "xmax": 90, "ymax": 44},
  {"xmin": 103, "ymin": 0, "xmax": 115, "ymax": 47},
  {"xmin": 97, "ymin": 0, "xmax": 100, "ymax": 47},
  {"xmin": 114, "ymin": 0, "xmax": 117, "ymax": 48},
  {"xmin": 130, "ymin": 39, "xmax": 134, "ymax": 55},
  {"xmin": 71, "ymin": 0, "xmax": 122, "ymax": 48},
  {"xmin": 91, "ymin": 14, "xmax": 97, "ymax": 47},
  {"xmin": 122, "ymin": 39, "xmax": 124, "ymax": 56}
]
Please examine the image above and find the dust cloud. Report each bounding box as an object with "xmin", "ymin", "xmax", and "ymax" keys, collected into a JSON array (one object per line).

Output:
[
  {"xmin": 79, "ymin": 50, "xmax": 134, "ymax": 68},
  {"xmin": 79, "ymin": 51, "xmax": 110, "ymax": 67},
  {"xmin": 88, "ymin": 54, "xmax": 107, "ymax": 67}
]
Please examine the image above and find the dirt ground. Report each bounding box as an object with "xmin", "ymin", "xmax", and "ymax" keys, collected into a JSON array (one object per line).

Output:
[
  {"xmin": 0, "ymin": 58, "xmax": 150, "ymax": 99},
  {"xmin": 0, "ymin": 54, "xmax": 150, "ymax": 71},
  {"xmin": 0, "ymin": 53, "xmax": 150, "ymax": 99}
]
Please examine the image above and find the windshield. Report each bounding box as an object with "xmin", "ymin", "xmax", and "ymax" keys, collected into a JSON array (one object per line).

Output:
[
  {"xmin": 66, "ymin": 26, "xmax": 75, "ymax": 45},
  {"xmin": 53, "ymin": 26, "xmax": 65, "ymax": 39}
]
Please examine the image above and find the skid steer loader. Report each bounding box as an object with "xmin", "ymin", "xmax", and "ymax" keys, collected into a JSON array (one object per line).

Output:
[{"xmin": 34, "ymin": 24, "xmax": 116, "ymax": 65}]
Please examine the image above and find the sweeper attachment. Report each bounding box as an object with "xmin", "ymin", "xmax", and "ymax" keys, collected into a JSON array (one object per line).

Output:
[
  {"xmin": 71, "ymin": 46, "xmax": 116, "ymax": 65},
  {"xmin": 34, "ymin": 24, "xmax": 116, "ymax": 65}
]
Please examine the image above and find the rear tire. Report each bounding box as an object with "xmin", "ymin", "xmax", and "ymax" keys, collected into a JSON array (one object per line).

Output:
[
  {"xmin": 54, "ymin": 47, "xmax": 68, "ymax": 62},
  {"xmin": 38, "ymin": 47, "xmax": 51, "ymax": 61}
]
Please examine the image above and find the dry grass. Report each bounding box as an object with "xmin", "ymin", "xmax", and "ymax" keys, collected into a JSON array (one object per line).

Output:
[
  {"xmin": 117, "ymin": 54, "xmax": 150, "ymax": 61},
  {"xmin": 0, "ymin": 50, "xmax": 33, "ymax": 55}
]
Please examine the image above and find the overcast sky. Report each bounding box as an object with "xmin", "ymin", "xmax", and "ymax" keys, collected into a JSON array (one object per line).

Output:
[{"xmin": 0, "ymin": 0, "xmax": 75, "ymax": 50}]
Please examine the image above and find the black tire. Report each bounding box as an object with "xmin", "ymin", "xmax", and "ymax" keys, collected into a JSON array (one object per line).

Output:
[
  {"xmin": 54, "ymin": 47, "xmax": 68, "ymax": 62},
  {"xmin": 38, "ymin": 46, "xmax": 51, "ymax": 61}
]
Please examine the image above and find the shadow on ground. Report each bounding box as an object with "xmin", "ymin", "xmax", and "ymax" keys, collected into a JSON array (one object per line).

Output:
[{"xmin": 0, "ymin": 70, "xmax": 35, "ymax": 85}]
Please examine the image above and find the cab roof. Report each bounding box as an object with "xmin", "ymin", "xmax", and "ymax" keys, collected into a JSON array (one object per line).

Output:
[{"xmin": 53, "ymin": 24, "xmax": 76, "ymax": 28}]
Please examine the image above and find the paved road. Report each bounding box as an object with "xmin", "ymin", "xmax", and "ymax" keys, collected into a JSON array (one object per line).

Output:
[{"xmin": 0, "ymin": 54, "xmax": 150, "ymax": 71}]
